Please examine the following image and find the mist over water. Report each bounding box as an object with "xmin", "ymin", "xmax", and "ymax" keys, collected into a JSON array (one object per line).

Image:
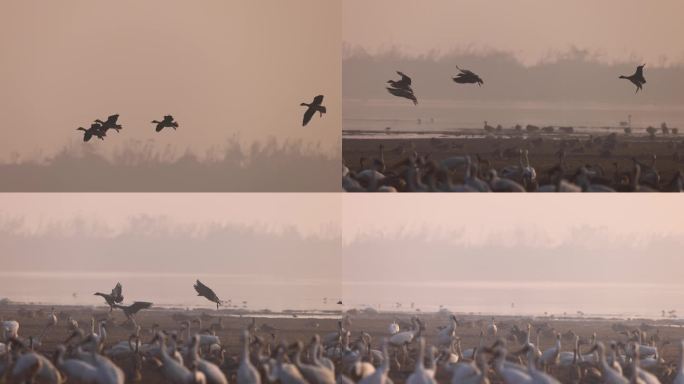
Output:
[
  {"xmin": 343, "ymin": 280, "xmax": 684, "ymax": 319},
  {"xmin": 0, "ymin": 271, "xmax": 341, "ymax": 312}
]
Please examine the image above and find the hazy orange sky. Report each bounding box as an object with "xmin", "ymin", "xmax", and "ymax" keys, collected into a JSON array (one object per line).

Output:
[
  {"xmin": 343, "ymin": 0, "xmax": 684, "ymax": 66},
  {"xmin": 0, "ymin": 1, "xmax": 340, "ymax": 160}
]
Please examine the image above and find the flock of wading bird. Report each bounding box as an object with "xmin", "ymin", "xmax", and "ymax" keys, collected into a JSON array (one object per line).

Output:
[
  {"xmin": 343, "ymin": 64, "xmax": 684, "ymax": 192},
  {"xmin": 3, "ymin": 303, "xmax": 684, "ymax": 384},
  {"xmin": 74, "ymin": 95, "xmax": 327, "ymax": 142}
]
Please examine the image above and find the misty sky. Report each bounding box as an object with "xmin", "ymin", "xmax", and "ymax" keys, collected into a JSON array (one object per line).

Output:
[
  {"xmin": 0, "ymin": 194, "xmax": 341, "ymax": 309},
  {"xmin": 0, "ymin": 1, "xmax": 341, "ymax": 161},
  {"xmin": 343, "ymin": 0, "xmax": 684, "ymax": 66},
  {"xmin": 342, "ymin": 195, "xmax": 684, "ymax": 283}
]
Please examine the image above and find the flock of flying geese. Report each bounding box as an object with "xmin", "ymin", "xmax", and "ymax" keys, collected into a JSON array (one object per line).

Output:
[
  {"xmin": 75, "ymin": 95, "xmax": 327, "ymax": 142},
  {"xmin": 385, "ymin": 64, "xmax": 645, "ymax": 105},
  {"xmin": 2, "ymin": 308, "xmax": 684, "ymax": 384}
]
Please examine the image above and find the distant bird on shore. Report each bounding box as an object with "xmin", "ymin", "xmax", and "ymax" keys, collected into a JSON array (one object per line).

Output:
[
  {"xmin": 113, "ymin": 301, "xmax": 153, "ymax": 319},
  {"xmin": 301, "ymin": 95, "xmax": 326, "ymax": 126},
  {"xmin": 387, "ymin": 71, "xmax": 413, "ymax": 91},
  {"xmin": 194, "ymin": 280, "xmax": 222, "ymax": 309},
  {"xmin": 452, "ymin": 65, "xmax": 484, "ymax": 86},
  {"xmin": 77, "ymin": 123, "xmax": 106, "ymax": 142},
  {"xmin": 94, "ymin": 114, "xmax": 123, "ymax": 133},
  {"xmin": 619, "ymin": 64, "xmax": 646, "ymax": 93},
  {"xmin": 387, "ymin": 71, "xmax": 418, "ymax": 105},
  {"xmin": 94, "ymin": 282, "xmax": 124, "ymax": 312},
  {"xmin": 152, "ymin": 115, "xmax": 179, "ymax": 132}
]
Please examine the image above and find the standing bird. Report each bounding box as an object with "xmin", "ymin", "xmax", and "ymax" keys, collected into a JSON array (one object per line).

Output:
[
  {"xmin": 301, "ymin": 95, "xmax": 326, "ymax": 126},
  {"xmin": 452, "ymin": 66, "xmax": 484, "ymax": 86},
  {"xmin": 152, "ymin": 115, "xmax": 179, "ymax": 132},
  {"xmin": 194, "ymin": 280, "xmax": 222, "ymax": 310},
  {"xmin": 77, "ymin": 123, "xmax": 106, "ymax": 142},
  {"xmin": 113, "ymin": 302, "xmax": 153, "ymax": 320},
  {"xmin": 619, "ymin": 64, "xmax": 646, "ymax": 93},
  {"xmin": 95, "ymin": 114, "xmax": 123, "ymax": 133},
  {"xmin": 94, "ymin": 282, "xmax": 124, "ymax": 312}
]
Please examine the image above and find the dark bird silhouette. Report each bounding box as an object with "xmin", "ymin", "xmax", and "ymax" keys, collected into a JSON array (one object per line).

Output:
[
  {"xmin": 94, "ymin": 282, "xmax": 124, "ymax": 312},
  {"xmin": 387, "ymin": 71, "xmax": 413, "ymax": 91},
  {"xmin": 619, "ymin": 64, "xmax": 646, "ymax": 93},
  {"xmin": 300, "ymin": 95, "xmax": 326, "ymax": 126},
  {"xmin": 452, "ymin": 65, "xmax": 484, "ymax": 86},
  {"xmin": 337, "ymin": 300, "xmax": 343, "ymax": 305},
  {"xmin": 76, "ymin": 123, "xmax": 106, "ymax": 142},
  {"xmin": 151, "ymin": 115, "xmax": 179, "ymax": 132},
  {"xmin": 113, "ymin": 301, "xmax": 153, "ymax": 319},
  {"xmin": 94, "ymin": 114, "xmax": 122, "ymax": 133},
  {"xmin": 386, "ymin": 86, "xmax": 418, "ymax": 105},
  {"xmin": 194, "ymin": 280, "xmax": 222, "ymax": 309}
]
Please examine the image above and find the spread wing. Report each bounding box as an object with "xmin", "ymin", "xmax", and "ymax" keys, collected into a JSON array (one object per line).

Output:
[
  {"xmin": 303, "ymin": 106, "xmax": 316, "ymax": 126},
  {"xmin": 128, "ymin": 301, "xmax": 152, "ymax": 314},
  {"xmin": 194, "ymin": 280, "xmax": 220, "ymax": 302},
  {"xmin": 111, "ymin": 282, "xmax": 123, "ymax": 303},
  {"xmin": 108, "ymin": 114, "xmax": 119, "ymax": 124},
  {"xmin": 312, "ymin": 95, "xmax": 324, "ymax": 106},
  {"xmin": 397, "ymin": 71, "xmax": 411, "ymax": 86}
]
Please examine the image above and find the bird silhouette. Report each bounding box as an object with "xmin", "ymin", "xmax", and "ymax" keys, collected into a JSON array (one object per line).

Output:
[
  {"xmin": 386, "ymin": 86, "xmax": 418, "ymax": 105},
  {"xmin": 94, "ymin": 114, "xmax": 122, "ymax": 133},
  {"xmin": 113, "ymin": 301, "xmax": 152, "ymax": 319},
  {"xmin": 619, "ymin": 64, "xmax": 646, "ymax": 93},
  {"xmin": 453, "ymin": 65, "xmax": 484, "ymax": 86},
  {"xmin": 194, "ymin": 280, "xmax": 222, "ymax": 309},
  {"xmin": 151, "ymin": 115, "xmax": 179, "ymax": 132},
  {"xmin": 76, "ymin": 123, "xmax": 106, "ymax": 142},
  {"xmin": 301, "ymin": 95, "xmax": 326, "ymax": 126},
  {"xmin": 94, "ymin": 282, "xmax": 124, "ymax": 312},
  {"xmin": 387, "ymin": 71, "xmax": 413, "ymax": 91}
]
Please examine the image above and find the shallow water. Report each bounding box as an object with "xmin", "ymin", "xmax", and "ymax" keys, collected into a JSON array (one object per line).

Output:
[{"xmin": 343, "ymin": 280, "xmax": 684, "ymax": 320}]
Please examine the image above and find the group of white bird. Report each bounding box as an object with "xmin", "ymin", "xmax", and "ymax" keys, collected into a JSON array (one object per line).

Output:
[{"xmin": 3, "ymin": 311, "xmax": 684, "ymax": 384}]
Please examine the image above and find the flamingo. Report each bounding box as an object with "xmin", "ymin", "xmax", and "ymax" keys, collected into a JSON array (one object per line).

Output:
[
  {"xmin": 155, "ymin": 332, "xmax": 206, "ymax": 384},
  {"xmin": 539, "ymin": 333, "xmax": 560, "ymax": 371},
  {"xmin": 406, "ymin": 337, "xmax": 436, "ymax": 384},
  {"xmin": 54, "ymin": 344, "xmax": 100, "ymax": 383},
  {"xmin": 436, "ymin": 315, "xmax": 458, "ymax": 348},
  {"xmin": 453, "ymin": 65, "xmax": 484, "ymax": 86},
  {"xmin": 487, "ymin": 318, "xmax": 498, "ymax": 338},
  {"xmin": 492, "ymin": 347, "xmax": 532, "ymax": 384},
  {"xmin": 588, "ymin": 342, "xmax": 628, "ymax": 384},
  {"xmin": 387, "ymin": 71, "xmax": 413, "ymax": 91},
  {"xmin": 189, "ymin": 334, "xmax": 228, "ymax": 384},
  {"xmin": 94, "ymin": 114, "xmax": 123, "ymax": 133},
  {"xmin": 674, "ymin": 340, "xmax": 684, "ymax": 384},
  {"xmin": 358, "ymin": 340, "xmax": 390, "ymax": 384},
  {"xmin": 238, "ymin": 330, "xmax": 260, "ymax": 384},
  {"xmin": 194, "ymin": 280, "xmax": 223, "ymax": 309},
  {"xmin": 264, "ymin": 344, "xmax": 308, "ymax": 384},
  {"xmin": 293, "ymin": 340, "xmax": 335, "ymax": 384},
  {"xmin": 94, "ymin": 282, "xmax": 124, "ymax": 312}
]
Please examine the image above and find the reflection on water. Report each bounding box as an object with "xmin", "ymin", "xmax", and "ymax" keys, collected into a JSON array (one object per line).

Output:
[
  {"xmin": 0, "ymin": 272, "xmax": 341, "ymax": 312},
  {"xmin": 343, "ymin": 280, "xmax": 684, "ymax": 319}
]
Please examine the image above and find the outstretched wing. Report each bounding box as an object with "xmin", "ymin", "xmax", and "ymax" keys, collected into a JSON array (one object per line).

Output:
[
  {"xmin": 194, "ymin": 280, "xmax": 220, "ymax": 302},
  {"xmin": 303, "ymin": 106, "xmax": 316, "ymax": 126},
  {"xmin": 128, "ymin": 301, "xmax": 153, "ymax": 314},
  {"xmin": 397, "ymin": 71, "xmax": 412, "ymax": 86},
  {"xmin": 313, "ymin": 95, "xmax": 324, "ymax": 105},
  {"xmin": 108, "ymin": 114, "xmax": 119, "ymax": 124},
  {"xmin": 111, "ymin": 282, "xmax": 123, "ymax": 303}
]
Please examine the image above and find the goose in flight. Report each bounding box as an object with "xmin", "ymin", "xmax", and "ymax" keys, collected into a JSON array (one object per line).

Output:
[
  {"xmin": 77, "ymin": 123, "xmax": 106, "ymax": 142},
  {"xmin": 452, "ymin": 65, "xmax": 483, "ymax": 86},
  {"xmin": 194, "ymin": 280, "xmax": 222, "ymax": 309},
  {"xmin": 94, "ymin": 114, "xmax": 123, "ymax": 133},
  {"xmin": 301, "ymin": 95, "xmax": 326, "ymax": 126},
  {"xmin": 386, "ymin": 86, "xmax": 418, "ymax": 105},
  {"xmin": 94, "ymin": 282, "xmax": 124, "ymax": 312},
  {"xmin": 113, "ymin": 301, "xmax": 153, "ymax": 319},
  {"xmin": 387, "ymin": 71, "xmax": 413, "ymax": 91},
  {"xmin": 152, "ymin": 115, "xmax": 179, "ymax": 132},
  {"xmin": 619, "ymin": 64, "xmax": 646, "ymax": 93}
]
